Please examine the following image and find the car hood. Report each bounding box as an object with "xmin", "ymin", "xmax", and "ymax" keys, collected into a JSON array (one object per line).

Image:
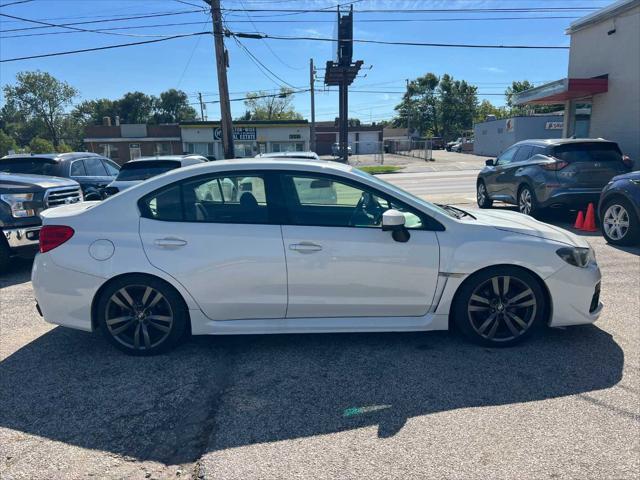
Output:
[
  {"xmin": 612, "ymin": 170, "xmax": 640, "ymax": 182},
  {"xmin": 471, "ymin": 209, "xmax": 590, "ymax": 248},
  {"xmin": 0, "ymin": 173, "xmax": 78, "ymax": 191}
]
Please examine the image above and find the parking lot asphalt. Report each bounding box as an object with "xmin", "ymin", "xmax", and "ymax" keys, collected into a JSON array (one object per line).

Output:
[{"xmin": 1, "ymin": 169, "xmax": 639, "ymax": 480}]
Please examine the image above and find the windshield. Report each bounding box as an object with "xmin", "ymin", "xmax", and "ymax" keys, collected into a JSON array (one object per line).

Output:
[
  {"xmin": 115, "ymin": 160, "xmax": 180, "ymax": 181},
  {"xmin": 351, "ymin": 168, "xmax": 460, "ymax": 218},
  {"xmin": 0, "ymin": 158, "xmax": 57, "ymax": 176}
]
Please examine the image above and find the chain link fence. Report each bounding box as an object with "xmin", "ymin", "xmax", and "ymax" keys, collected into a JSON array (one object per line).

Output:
[
  {"xmin": 384, "ymin": 139, "xmax": 433, "ymax": 161},
  {"xmin": 333, "ymin": 141, "xmax": 385, "ymax": 166}
]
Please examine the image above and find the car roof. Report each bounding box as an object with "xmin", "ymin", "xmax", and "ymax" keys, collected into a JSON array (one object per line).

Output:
[
  {"xmin": 124, "ymin": 155, "xmax": 207, "ymax": 164},
  {"xmin": 255, "ymin": 151, "xmax": 319, "ymax": 159},
  {"xmin": 0, "ymin": 152, "xmax": 105, "ymax": 162},
  {"xmin": 514, "ymin": 138, "xmax": 618, "ymax": 147},
  {"xmin": 174, "ymin": 158, "xmax": 352, "ymax": 175}
]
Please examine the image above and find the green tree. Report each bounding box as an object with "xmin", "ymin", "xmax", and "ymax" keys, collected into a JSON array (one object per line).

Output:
[
  {"xmin": 241, "ymin": 88, "xmax": 302, "ymax": 121},
  {"xmin": 154, "ymin": 89, "xmax": 198, "ymax": 123},
  {"xmin": 116, "ymin": 91, "xmax": 156, "ymax": 124},
  {"xmin": 29, "ymin": 137, "xmax": 55, "ymax": 153},
  {"xmin": 474, "ymin": 99, "xmax": 508, "ymax": 123},
  {"xmin": 0, "ymin": 129, "xmax": 18, "ymax": 156},
  {"xmin": 505, "ymin": 80, "xmax": 558, "ymax": 115},
  {"xmin": 393, "ymin": 73, "xmax": 440, "ymax": 136},
  {"xmin": 3, "ymin": 71, "xmax": 78, "ymax": 147}
]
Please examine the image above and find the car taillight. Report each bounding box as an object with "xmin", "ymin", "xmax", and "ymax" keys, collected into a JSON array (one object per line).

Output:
[
  {"xmin": 622, "ymin": 155, "xmax": 633, "ymax": 169},
  {"xmin": 541, "ymin": 160, "xmax": 569, "ymax": 171},
  {"xmin": 39, "ymin": 225, "xmax": 74, "ymax": 253}
]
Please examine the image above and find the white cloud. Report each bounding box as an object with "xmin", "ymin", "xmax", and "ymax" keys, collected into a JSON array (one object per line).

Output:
[{"xmin": 482, "ymin": 67, "xmax": 507, "ymax": 73}]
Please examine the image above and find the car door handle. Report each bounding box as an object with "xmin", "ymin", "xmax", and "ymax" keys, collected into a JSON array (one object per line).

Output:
[
  {"xmin": 289, "ymin": 242, "xmax": 322, "ymax": 253},
  {"xmin": 154, "ymin": 237, "xmax": 187, "ymax": 248}
]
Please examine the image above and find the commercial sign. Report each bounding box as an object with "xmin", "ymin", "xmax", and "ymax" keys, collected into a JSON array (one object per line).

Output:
[
  {"xmin": 214, "ymin": 127, "xmax": 257, "ymax": 141},
  {"xmin": 545, "ymin": 122, "xmax": 564, "ymax": 130}
]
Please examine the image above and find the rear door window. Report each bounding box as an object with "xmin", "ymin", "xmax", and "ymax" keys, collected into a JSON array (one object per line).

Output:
[
  {"xmin": 513, "ymin": 145, "xmax": 533, "ymax": 163},
  {"xmin": 70, "ymin": 160, "xmax": 87, "ymax": 176},
  {"xmin": 84, "ymin": 157, "xmax": 108, "ymax": 176},
  {"xmin": 102, "ymin": 159, "xmax": 120, "ymax": 176}
]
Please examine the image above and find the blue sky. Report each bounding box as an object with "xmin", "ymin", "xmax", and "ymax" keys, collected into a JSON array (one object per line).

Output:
[{"xmin": 0, "ymin": 0, "xmax": 612, "ymax": 123}]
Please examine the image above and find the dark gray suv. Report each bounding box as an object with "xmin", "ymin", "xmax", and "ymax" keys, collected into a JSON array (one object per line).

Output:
[{"xmin": 477, "ymin": 138, "xmax": 633, "ymax": 216}]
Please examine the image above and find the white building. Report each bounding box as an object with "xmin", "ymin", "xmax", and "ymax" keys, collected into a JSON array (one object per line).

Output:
[
  {"xmin": 180, "ymin": 120, "xmax": 310, "ymax": 159},
  {"xmin": 514, "ymin": 0, "xmax": 640, "ymax": 165}
]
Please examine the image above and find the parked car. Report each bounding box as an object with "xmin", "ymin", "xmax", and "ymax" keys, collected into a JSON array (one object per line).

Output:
[
  {"xmin": 0, "ymin": 152, "xmax": 119, "ymax": 200},
  {"xmin": 332, "ymin": 143, "xmax": 352, "ymax": 157},
  {"xmin": 1, "ymin": 173, "xmax": 82, "ymax": 271},
  {"xmin": 429, "ymin": 137, "xmax": 445, "ymax": 150},
  {"xmin": 598, "ymin": 170, "xmax": 640, "ymax": 245},
  {"xmin": 446, "ymin": 138, "xmax": 462, "ymax": 151},
  {"xmin": 104, "ymin": 155, "xmax": 207, "ymax": 195},
  {"xmin": 33, "ymin": 158, "xmax": 602, "ymax": 355},
  {"xmin": 476, "ymin": 139, "xmax": 633, "ymax": 216}
]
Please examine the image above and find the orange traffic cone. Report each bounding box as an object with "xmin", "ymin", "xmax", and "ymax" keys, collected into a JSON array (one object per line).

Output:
[
  {"xmin": 582, "ymin": 203, "xmax": 598, "ymax": 232},
  {"xmin": 574, "ymin": 210, "xmax": 585, "ymax": 229}
]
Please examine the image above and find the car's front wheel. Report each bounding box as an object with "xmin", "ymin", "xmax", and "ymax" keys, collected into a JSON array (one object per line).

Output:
[
  {"xmin": 97, "ymin": 275, "xmax": 188, "ymax": 355},
  {"xmin": 476, "ymin": 181, "xmax": 493, "ymax": 208},
  {"xmin": 454, "ymin": 267, "xmax": 546, "ymax": 347},
  {"xmin": 601, "ymin": 198, "xmax": 639, "ymax": 246}
]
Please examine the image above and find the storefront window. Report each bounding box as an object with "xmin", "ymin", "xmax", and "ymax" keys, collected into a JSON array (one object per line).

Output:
[
  {"xmin": 155, "ymin": 142, "xmax": 171, "ymax": 155},
  {"xmin": 186, "ymin": 142, "xmax": 214, "ymax": 156},
  {"xmin": 235, "ymin": 142, "xmax": 256, "ymax": 158},
  {"xmin": 271, "ymin": 142, "xmax": 304, "ymax": 153}
]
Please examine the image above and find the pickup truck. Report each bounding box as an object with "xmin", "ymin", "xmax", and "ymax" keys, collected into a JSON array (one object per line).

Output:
[{"xmin": 1, "ymin": 173, "xmax": 82, "ymax": 271}]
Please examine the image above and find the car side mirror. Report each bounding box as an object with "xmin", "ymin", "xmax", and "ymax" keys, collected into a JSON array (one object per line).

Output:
[
  {"xmin": 485, "ymin": 159, "xmax": 495, "ymax": 166},
  {"xmin": 382, "ymin": 209, "xmax": 410, "ymax": 242}
]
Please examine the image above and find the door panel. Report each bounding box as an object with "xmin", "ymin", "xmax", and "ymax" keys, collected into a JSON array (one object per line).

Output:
[
  {"xmin": 282, "ymin": 225, "xmax": 439, "ymax": 318},
  {"xmin": 140, "ymin": 218, "xmax": 287, "ymax": 320}
]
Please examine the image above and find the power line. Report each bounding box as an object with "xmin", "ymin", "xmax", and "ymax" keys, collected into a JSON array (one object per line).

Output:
[
  {"xmin": 0, "ymin": 0, "xmax": 33, "ymax": 7},
  {"xmin": 0, "ymin": 9, "xmax": 207, "ymax": 33},
  {"xmin": 230, "ymin": 31, "xmax": 570, "ymax": 50},
  {"xmin": 231, "ymin": 35, "xmax": 298, "ymax": 88},
  {"xmin": 189, "ymin": 88, "xmax": 310, "ymax": 105},
  {"xmin": 0, "ymin": 12, "xmax": 197, "ymax": 38},
  {"xmin": 0, "ymin": 31, "xmax": 211, "ymax": 62},
  {"xmin": 0, "ymin": 15, "xmax": 583, "ymax": 39}
]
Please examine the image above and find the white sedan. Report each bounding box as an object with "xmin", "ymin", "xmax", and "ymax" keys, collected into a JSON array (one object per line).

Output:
[{"xmin": 32, "ymin": 159, "xmax": 602, "ymax": 355}]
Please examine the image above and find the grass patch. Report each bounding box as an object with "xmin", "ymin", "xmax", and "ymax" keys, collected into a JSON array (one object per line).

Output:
[{"xmin": 357, "ymin": 165, "xmax": 402, "ymax": 175}]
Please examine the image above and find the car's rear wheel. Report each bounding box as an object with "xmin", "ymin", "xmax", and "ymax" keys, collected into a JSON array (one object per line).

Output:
[
  {"xmin": 454, "ymin": 267, "xmax": 546, "ymax": 347},
  {"xmin": 476, "ymin": 181, "xmax": 493, "ymax": 208},
  {"xmin": 601, "ymin": 198, "xmax": 639, "ymax": 246},
  {"xmin": 518, "ymin": 185, "xmax": 538, "ymax": 217},
  {"xmin": 97, "ymin": 275, "xmax": 188, "ymax": 355}
]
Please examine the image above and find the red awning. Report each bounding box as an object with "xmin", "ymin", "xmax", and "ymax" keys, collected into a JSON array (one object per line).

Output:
[{"xmin": 513, "ymin": 77, "xmax": 608, "ymax": 105}]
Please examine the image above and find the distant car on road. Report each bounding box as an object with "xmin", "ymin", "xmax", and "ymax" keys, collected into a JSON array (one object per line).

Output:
[
  {"xmin": 446, "ymin": 138, "xmax": 462, "ymax": 151},
  {"xmin": 105, "ymin": 155, "xmax": 206, "ymax": 195},
  {"xmin": 332, "ymin": 143, "xmax": 352, "ymax": 157},
  {"xmin": 476, "ymin": 138, "xmax": 633, "ymax": 216},
  {"xmin": 0, "ymin": 152, "xmax": 119, "ymax": 200},
  {"xmin": 598, "ymin": 170, "xmax": 640, "ymax": 245}
]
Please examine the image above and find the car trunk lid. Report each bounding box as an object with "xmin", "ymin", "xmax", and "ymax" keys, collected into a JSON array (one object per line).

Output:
[{"xmin": 552, "ymin": 142, "xmax": 628, "ymax": 187}]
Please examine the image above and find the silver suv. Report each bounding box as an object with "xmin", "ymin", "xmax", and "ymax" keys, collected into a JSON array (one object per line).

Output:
[{"xmin": 476, "ymin": 138, "xmax": 633, "ymax": 216}]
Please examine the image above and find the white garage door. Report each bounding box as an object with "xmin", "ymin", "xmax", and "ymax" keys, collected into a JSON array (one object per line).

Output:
[{"xmin": 356, "ymin": 132, "xmax": 380, "ymax": 154}]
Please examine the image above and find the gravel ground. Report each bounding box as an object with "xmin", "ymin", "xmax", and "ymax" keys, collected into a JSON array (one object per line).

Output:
[{"xmin": 0, "ymin": 174, "xmax": 638, "ymax": 480}]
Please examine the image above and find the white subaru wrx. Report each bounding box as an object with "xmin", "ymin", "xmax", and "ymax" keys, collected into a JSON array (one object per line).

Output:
[{"xmin": 32, "ymin": 159, "xmax": 602, "ymax": 355}]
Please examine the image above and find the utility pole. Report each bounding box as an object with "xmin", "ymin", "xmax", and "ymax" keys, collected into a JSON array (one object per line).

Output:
[
  {"xmin": 205, "ymin": 0, "xmax": 234, "ymax": 159},
  {"xmin": 198, "ymin": 92, "xmax": 205, "ymax": 121},
  {"xmin": 406, "ymin": 78, "xmax": 411, "ymax": 139},
  {"xmin": 310, "ymin": 58, "xmax": 316, "ymax": 153}
]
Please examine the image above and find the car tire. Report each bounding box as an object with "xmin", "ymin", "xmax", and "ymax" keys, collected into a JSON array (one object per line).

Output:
[
  {"xmin": 96, "ymin": 274, "xmax": 189, "ymax": 356},
  {"xmin": 476, "ymin": 181, "xmax": 493, "ymax": 209},
  {"xmin": 518, "ymin": 185, "xmax": 538, "ymax": 217},
  {"xmin": 0, "ymin": 237, "xmax": 11, "ymax": 272},
  {"xmin": 453, "ymin": 266, "xmax": 547, "ymax": 348},
  {"xmin": 601, "ymin": 197, "xmax": 640, "ymax": 246}
]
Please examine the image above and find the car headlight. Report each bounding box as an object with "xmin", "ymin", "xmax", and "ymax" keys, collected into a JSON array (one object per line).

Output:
[
  {"xmin": 0, "ymin": 193, "xmax": 36, "ymax": 218},
  {"xmin": 556, "ymin": 246, "xmax": 595, "ymax": 268}
]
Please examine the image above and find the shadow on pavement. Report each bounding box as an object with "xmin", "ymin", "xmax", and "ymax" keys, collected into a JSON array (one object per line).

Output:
[
  {"xmin": 0, "ymin": 258, "xmax": 33, "ymax": 289},
  {"xmin": 0, "ymin": 325, "xmax": 624, "ymax": 465}
]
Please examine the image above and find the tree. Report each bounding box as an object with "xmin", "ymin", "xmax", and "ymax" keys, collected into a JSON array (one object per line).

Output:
[
  {"xmin": 3, "ymin": 71, "xmax": 78, "ymax": 147},
  {"xmin": 154, "ymin": 89, "xmax": 198, "ymax": 123},
  {"xmin": 505, "ymin": 80, "xmax": 558, "ymax": 115},
  {"xmin": 241, "ymin": 88, "xmax": 303, "ymax": 121},
  {"xmin": 0, "ymin": 129, "xmax": 17, "ymax": 156},
  {"xmin": 474, "ymin": 99, "xmax": 507, "ymax": 123},
  {"xmin": 29, "ymin": 137, "xmax": 55, "ymax": 153},
  {"xmin": 505, "ymin": 80, "xmax": 535, "ymax": 108},
  {"xmin": 116, "ymin": 91, "xmax": 156, "ymax": 124}
]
